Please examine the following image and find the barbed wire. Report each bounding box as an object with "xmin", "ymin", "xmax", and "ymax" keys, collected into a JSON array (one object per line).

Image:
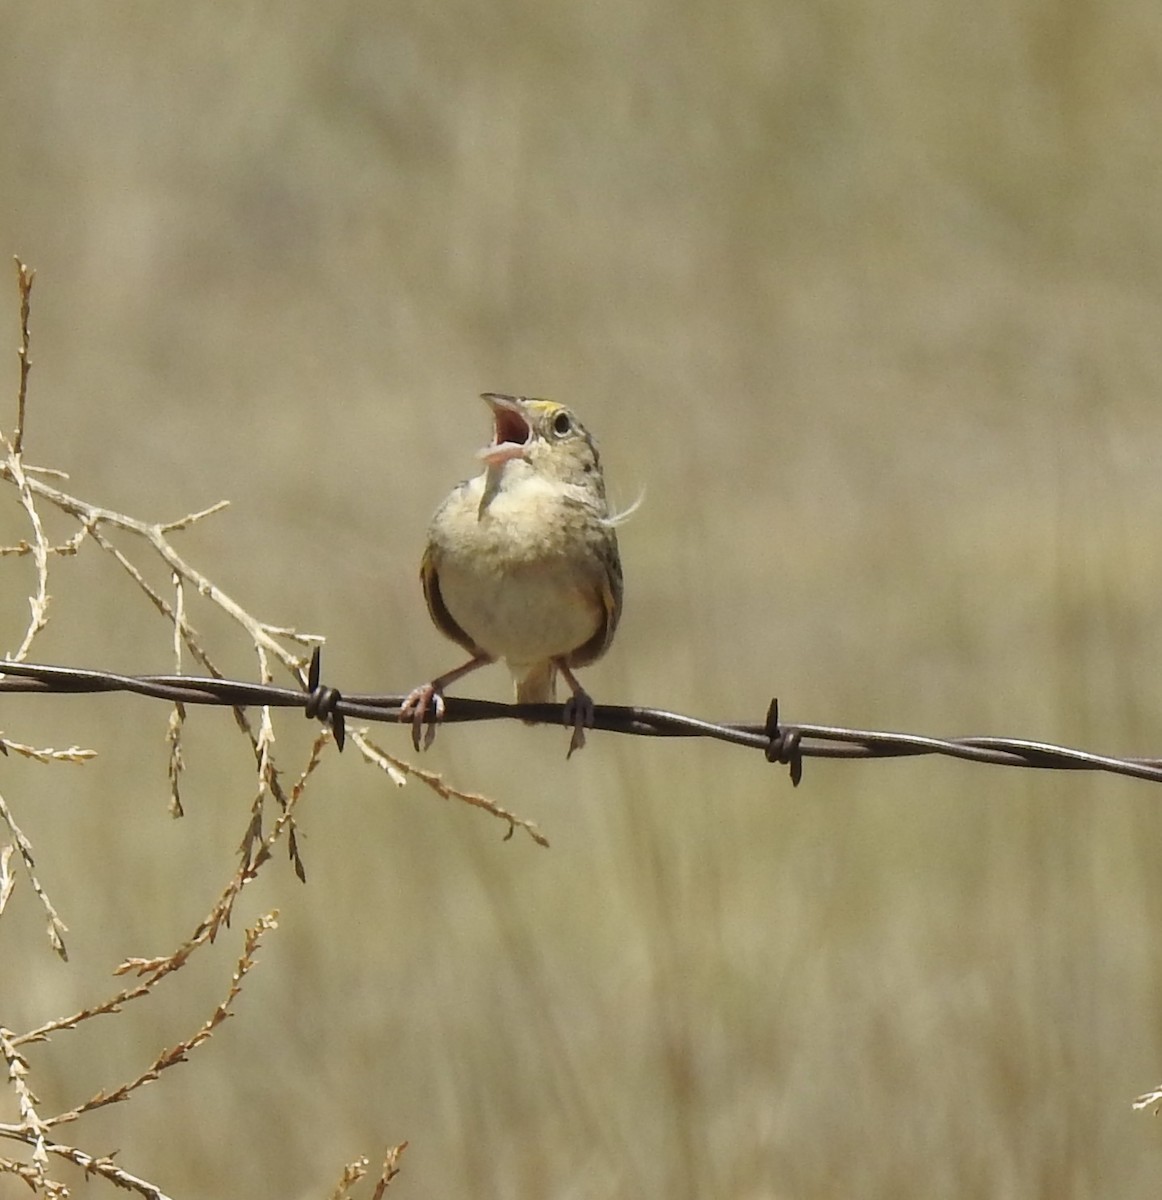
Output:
[{"xmin": 3, "ymin": 652, "xmax": 1162, "ymax": 788}]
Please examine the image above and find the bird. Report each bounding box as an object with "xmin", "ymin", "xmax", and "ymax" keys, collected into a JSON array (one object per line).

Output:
[{"xmin": 401, "ymin": 392, "xmax": 623, "ymax": 756}]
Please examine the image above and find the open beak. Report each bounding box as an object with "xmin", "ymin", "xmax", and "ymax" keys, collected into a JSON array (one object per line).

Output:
[{"xmin": 478, "ymin": 393, "xmax": 532, "ymax": 466}]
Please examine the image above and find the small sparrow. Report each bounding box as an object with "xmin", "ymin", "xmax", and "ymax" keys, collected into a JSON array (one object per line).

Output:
[{"xmin": 402, "ymin": 393, "xmax": 623, "ymax": 755}]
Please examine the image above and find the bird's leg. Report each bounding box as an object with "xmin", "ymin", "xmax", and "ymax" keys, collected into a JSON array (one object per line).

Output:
[
  {"xmin": 400, "ymin": 654, "xmax": 492, "ymax": 751},
  {"xmin": 557, "ymin": 661, "xmax": 595, "ymax": 758}
]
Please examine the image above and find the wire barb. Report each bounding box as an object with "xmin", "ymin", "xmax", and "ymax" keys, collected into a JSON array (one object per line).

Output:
[
  {"xmin": 763, "ymin": 698, "xmax": 804, "ymax": 785},
  {"xmin": 303, "ymin": 647, "xmax": 346, "ymax": 751}
]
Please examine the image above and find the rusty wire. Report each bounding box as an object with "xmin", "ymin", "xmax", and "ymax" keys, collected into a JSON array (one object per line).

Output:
[{"xmin": 2, "ymin": 652, "xmax": 1162, "ymax": 788}]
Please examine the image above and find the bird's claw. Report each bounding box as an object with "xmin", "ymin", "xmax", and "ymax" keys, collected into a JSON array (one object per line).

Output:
[
  {"xmin": 400, "ymin": 683, "xmax": 445, "ymax": 751},
  {"xmin": 562, "ymin": 689, "xmax": 595, "ymax": 758}
]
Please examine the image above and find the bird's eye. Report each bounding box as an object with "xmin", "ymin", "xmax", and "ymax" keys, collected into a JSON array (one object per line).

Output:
[{"xmin": 552, "ymin": 411, "xmax": 573, "ymax": 437}]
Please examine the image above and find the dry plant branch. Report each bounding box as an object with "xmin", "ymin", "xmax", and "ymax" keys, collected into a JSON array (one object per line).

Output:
[
  {"xmin": 47, "ymin": 913, "xmax": 278, "ymax": 1128},
  {"xmin": 1, "ymin": 1133, "xmax": 178, "ymax": 1200},
  {"xmin": 0, "ymin": 789, "xmax": 68, "ymax": 958},
  {"xmin": 3, "ymin": 264, "xmax": 50, "ymax": 662},
  {"xmin": 4, "ymin": 734, "xmax": 319, "ymax": 1196},
  {"xmin": 350, "ymin": 727, "xmax": 549, "ymax": 846},
  {"xmin": 1, "ymin": 262, "xmax": 406, "ymax": 1196},
  {"xmin": 327, "ymin": 1143, "xmax": 408, "ymax": 1200},
  {"xmin": 0, "ymin": 728, "xmax": 331, "ymax": 1195},
  {"xmin": 1, "ymin": 737, "xmax": 302, "ymax": 1198},
  {"xmin": 0, "ymin": 844, "xmax": 15, "ymax": 917},
  {"xmin": 13, "ymin": 258, "xmax": 32, "ymax": 455},
  {"xmin": 0, "ymin": 1025, "xmax": 50, "ymax": 1183}
]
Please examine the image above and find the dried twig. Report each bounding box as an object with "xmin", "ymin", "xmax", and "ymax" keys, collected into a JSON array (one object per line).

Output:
[
  {"xmin": 0, "ymin": 845, "xmax": 15, "ymax": 917},
  {"xmin": 327, "ymin": 1142, "xmax": 407, "ymax": 1200},
  {"xmin": 0, "ymin": 1026, "xmax": 49, "ymax": 1179},
  {"xmin": 49, "ymin": 913, "xmax": 278, "ymax": 1127},
  {"xmin": 351, "ymin": 729, "xmax": 548, "ymax": 846},
  {"xmin": 1, "ymin": 261, "xmax": 404, "ymax": 1198},
  {"xmin": 12, "ymin": 258, "xmax": 33, "ymax": 455},
  {"xmin": 0, "ymin": 790, "xmax": 67, "ymax": 959},
  {"xmin": 0, "ymin": 1132, "xmax": 178, "ymax": 1200}
]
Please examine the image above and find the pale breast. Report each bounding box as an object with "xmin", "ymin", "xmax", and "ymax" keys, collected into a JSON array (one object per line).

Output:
[
  {"xmin": 430, "ymin": 469, "xmax": 607, "ymax": 667},
  {"xmin": 437, "ymin": 557, "xmax": 602, "ymax": 667}
]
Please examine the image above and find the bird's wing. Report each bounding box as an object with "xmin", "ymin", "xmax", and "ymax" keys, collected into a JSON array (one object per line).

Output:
[
  {"xmin": 565, "ymin": 530, "xmax": 622, "ymax": 668},
  {"xmin": 420, "ymin": 542, "xmax": 486, "ymax": 658}
]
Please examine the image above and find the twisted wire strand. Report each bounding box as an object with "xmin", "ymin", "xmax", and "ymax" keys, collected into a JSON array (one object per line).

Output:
[{"xmin": 1, "ymin": 656, "xmax": 1159, "ymax": 786}]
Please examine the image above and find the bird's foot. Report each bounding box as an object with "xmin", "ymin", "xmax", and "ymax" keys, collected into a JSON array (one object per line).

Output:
[
  {"xmin": 562, "ymin": 688, "xmax": 595, "ymax": 758},
  {"xmin": 400, "ymin": 683, "xmax": 445, "ymax": 751}
]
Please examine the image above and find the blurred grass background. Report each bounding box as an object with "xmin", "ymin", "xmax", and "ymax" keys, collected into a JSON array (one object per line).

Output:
[{"xmin": 3, "ymin": 1, "xmax": 1162, "ymax": 1196}]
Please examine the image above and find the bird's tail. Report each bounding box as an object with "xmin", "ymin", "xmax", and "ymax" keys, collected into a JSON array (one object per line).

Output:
[{"xmin": 515, "ymin": 662, "xmax": 557, "ymax": 715}]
